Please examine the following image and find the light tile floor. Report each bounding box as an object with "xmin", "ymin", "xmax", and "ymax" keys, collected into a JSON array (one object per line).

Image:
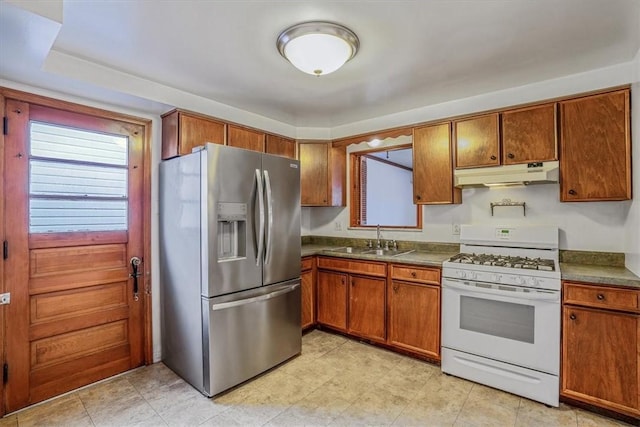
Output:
[{"xmin": 0, "ymin": 330, "xmax": 634, "ymax": 427}]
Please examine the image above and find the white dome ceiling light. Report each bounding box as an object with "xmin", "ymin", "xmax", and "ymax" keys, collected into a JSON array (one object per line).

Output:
[{"xmin": 276, "ymin": 21, "xmax": 359, "ymax": 76}]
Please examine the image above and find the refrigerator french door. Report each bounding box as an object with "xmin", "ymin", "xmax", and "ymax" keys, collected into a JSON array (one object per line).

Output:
[{"xmin": 160, "ymin": 143, "xmax": 301, "ymax": 397}]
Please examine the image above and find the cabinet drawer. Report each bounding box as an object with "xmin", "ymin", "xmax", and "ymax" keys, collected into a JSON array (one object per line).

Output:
[
  {"xmin": 317, "ymin": 257, "xmax": 386, "ymax": 277},
  {"xmin": 391, "ymin": 264, "xmax": 440, "ymax": 284},
  {"xmin": 563, "ymin": 282, "xmax": 639, "ymax": 312},
  {"xmin": 301, "ymin": 257, "xmax": 314, "ymax": 272}
]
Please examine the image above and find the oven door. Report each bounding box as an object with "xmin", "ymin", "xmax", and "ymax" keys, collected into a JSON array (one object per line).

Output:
[{"xmin": 441, "ymin": 277, "xmax": 560, "ymax": 375}]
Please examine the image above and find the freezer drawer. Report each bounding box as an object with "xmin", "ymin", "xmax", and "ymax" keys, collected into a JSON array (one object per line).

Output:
[{"xmin": 202, "ymin": 280, "xmax": 301, "ymax": 396}]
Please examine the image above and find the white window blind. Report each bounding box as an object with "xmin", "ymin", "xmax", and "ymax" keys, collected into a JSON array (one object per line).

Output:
[{"xmin": 29, "ymin": 122, "xmax": 129, "ymax": 233}]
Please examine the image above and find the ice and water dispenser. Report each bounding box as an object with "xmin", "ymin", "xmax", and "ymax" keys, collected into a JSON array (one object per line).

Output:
[{"xmin": 216, "ymin": 202, "xmax": 247, "ymax": 261}]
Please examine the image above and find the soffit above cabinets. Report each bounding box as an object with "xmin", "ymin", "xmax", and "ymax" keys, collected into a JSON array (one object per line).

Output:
[{"xmin": 1, "ymin": 1, "xmax": 639, "ymax": 128}]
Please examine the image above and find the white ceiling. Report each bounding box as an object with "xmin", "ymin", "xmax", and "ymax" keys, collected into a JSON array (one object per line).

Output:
[{"xmin": 1, "ymin": 0, "xmax": 639, "ymax": 129}]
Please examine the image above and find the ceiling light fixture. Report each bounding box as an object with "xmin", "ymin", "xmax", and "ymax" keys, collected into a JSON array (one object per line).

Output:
[{"xmin": 276, "ymin": 21, "xmax": 359, "ymax": 76}]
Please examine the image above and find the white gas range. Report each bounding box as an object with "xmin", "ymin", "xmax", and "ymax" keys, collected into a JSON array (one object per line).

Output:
[{"xmin": 441, "ymin": 225, "xmax": 561, "ymax": 407}]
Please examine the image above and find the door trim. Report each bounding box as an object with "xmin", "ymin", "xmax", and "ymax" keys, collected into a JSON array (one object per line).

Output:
[{"xmin": 0, "ymin": 87, "xmax": 153, "ymax": 415}]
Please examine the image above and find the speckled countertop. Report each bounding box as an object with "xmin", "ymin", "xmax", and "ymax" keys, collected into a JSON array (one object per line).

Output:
[{"xmin": 302, "ymin": 244, "xmax": 640, "ymax": 290}]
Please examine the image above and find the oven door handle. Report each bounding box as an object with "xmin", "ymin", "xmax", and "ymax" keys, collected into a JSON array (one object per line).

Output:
[{"xmin": 442, "ymin": 279, "xmax": 559, "ymax": 302}]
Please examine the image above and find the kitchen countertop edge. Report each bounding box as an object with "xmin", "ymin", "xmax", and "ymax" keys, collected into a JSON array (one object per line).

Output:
[{"xmin": 302, "ymin": 244, "xmax": 640, "ymax": 290}]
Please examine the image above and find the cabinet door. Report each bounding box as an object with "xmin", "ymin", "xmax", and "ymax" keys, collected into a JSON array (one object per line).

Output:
[
  {"xmin": 560, "ymin": 90, "xmax": 631, "ymax": 201},
  {"xmin": 413, "ymin": 123, "xmax": 460, "ymax": 204},
  {"xmin": 454, "ymin": 113, "xmax": 500, "ymax": 168},
  {"xmin": 348, "ymin": 275, "xmax": 386, "ymax": 342},
  {"xmin": 266, "ymin": 135, "xmax": 296, "ymax": 159},
  {"xmin": 161, "ymin": 111, "xmax": 225, "ymax": 160},
  {"xmin": 502, "ymin": 103, "xmax": 557, "ymax": 165},
  {"xmin": 317, "ymin": 270, "xmax": 347, "ymax": 331},
  {"xmin": 301, "ymin": 269, "xmax": 315, "ymax": 330},
  {"xmin": 388, "ymin": 281, "xmax": 440, "ymax": 359},
  {"xmin": 227, "ymin": 125, "xmax": 265, "ymax": 152},
  {"xmin": 562, "ymin": 306, "xmax": 639, "ymax": 416},
  {"xmin": 299, "ymin": 143, "xmax": 329, "ymax": 206}
]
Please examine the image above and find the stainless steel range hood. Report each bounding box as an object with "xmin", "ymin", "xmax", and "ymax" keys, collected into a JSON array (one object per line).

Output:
[{"xmin": 454, "ymin": 161, "xmax": 559, "ymax": 187}]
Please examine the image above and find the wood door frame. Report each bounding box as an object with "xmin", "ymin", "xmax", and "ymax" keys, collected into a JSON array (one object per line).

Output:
[{"xmin": 0, "ymin": 88, "xmax": 153, "ymax": 415}]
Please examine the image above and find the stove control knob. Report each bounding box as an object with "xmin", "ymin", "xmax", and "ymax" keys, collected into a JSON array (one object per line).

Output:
[
  {"xmin": 527, "ymin": 277, "xmax": 539, "ymax": 287},
  {"xmin": 514, "ymin": 276, "xmax": 525, "ymax": 285},
  {"xmin": 491, "ymin": 274, "xmax": 502, "ymax": 283},
  {"xmin": 456, "ymin": 270, "xmax": 467, "ymax": 279}
]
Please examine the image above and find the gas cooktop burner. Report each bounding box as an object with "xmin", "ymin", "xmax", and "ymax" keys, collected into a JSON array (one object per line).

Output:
[{"xmin": 448, "ymin": 253, "xmax": 556, "ymax": 271}]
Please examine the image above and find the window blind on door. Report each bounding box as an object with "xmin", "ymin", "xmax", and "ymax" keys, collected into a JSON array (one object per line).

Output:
[{"xmin": 29, "ymin": 122, "xmax": 129, "ymax": 233}]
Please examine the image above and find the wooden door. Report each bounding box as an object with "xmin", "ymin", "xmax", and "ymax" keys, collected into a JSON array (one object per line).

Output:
[
  {"xmin": 3, "ymin": 100, "xmax": 146, "ymax": 412},
  {"xmin": 348, "ymin": 275, "xmax": 386, "ymax": 342},
  {"xmin": 265, "ymin": 135, "xmax": 296, "ymax": 159},
  {"xmin": 388, "ymin": 281, "xmax": 440, "ymax": 359},
  {"xmin": 560, "ymin": 90, "xmax": 631, "ymax": 201},
  {"xmin": 562, "ymin": 306, "xmax": 639, "ymax": 416},
  {"xmin": 413, "ymin": 122, "xmax": 460, "ymax": 204},
  {"xmin": 454, "ymin": 113, "xmax": 500, "ymax": 168},
  {"xmin": 501, "ymin": 103, "xmax": 557, "ymax": 165},
  {"xmin": 299, "ymin": 143, "xmax": 329, "ymax": 206},
  {"xmin": 316, "ymin": 270, "xmax": 347, "ymax": 331},
  {"xmin": 227, "ymin": 125, "xmax": 265, "ymax": 152}
]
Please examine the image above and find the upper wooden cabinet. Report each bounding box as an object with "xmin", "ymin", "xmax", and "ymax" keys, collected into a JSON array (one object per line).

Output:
[
  {"xmin": 265, "ymin": 134, "xmax": 296, "ymax": 159},
  {"xmin": 161, "ymin": 110, "xmax": 225, "ymax": 160},
  {"xmin": 413, "ymin": 123, "xmax": 461, "ymax": 204},
  {"xmin": 502, "ymin": 103, "xmax": 557, "ymax": 165},
  {"xmin": 227, "ymin": 125, "xmax": 265, "ymax": 152},
  {"xmin": 299, "ymin": 142, "xmax": 346, "ymax": 207},
  {"xmin": 560, "ymin": 89, "xmax": 631, "ymax": 201},
  {"xmin": 454, "ymin": 113, "xmax": 500, "ymax": 168}
]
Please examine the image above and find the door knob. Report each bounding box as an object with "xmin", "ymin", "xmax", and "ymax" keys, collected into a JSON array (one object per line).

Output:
[{"xmin": 130, "ymin": 257, "xmax": 142, "ymax": 301}]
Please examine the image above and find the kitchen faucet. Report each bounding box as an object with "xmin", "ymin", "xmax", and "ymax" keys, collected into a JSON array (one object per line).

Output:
[{"xmin": 376, "ymin": 224, "xmax": 382, "ymax": 249}]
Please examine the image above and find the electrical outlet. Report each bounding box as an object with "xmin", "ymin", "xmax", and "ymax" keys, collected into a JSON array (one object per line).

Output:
[
  {"xmin": 452, "ymin": 224, "xmax": 461, "ymax": 235},
  {"xmin": 334, "ymin": 221, "xmax": 342, "ymax": 231}
]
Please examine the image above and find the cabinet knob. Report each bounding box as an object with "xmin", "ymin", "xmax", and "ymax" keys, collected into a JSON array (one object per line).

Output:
[
  {"xmin": 569, "ymin": 313, "xmax": 577, "ymax": 320},
  {"xmin": 416, "ymin": 195, "xmax": 422, "ymax": 201},
  {"xmin": 393, "ymin": 285, "xmax": 398, "ymax": 292},
  {"xmin": 568, "ymin": 189, "xmax": 577, "ymax": 195},
  {"xmin": 490, "ymin": 155, "xmax": 497, "ymax": 160},
  {"xmin": 323, "ymin": 199, "xmax": 327, "ymax": 203},
  {"xmin": 411, "ymin": 271, "xmax": 417, "ymax": 278},
  {"xmin": 597, "ymin": 294, "xmax": 605, "ymax": 301},
  {"xmin": 341, "ymin": 278, "xmax": 345, "ymax": 285},
  {"xmin": 507, "ymin": 153, "xmax": 515, "ymax": 159}
]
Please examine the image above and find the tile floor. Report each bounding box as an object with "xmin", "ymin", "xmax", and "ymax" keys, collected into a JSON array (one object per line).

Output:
[{"xmin": 0, "ymin": 330, "xmax": 633, "ymax": 427}]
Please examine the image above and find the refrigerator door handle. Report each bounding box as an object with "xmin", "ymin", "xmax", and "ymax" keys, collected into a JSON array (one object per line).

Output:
[
  {"xmin": 264, "ymin": 170, "xmax": 273, "ymax": 265},
  {"xmin": 211, "ymin": 283, "xmax": 300, "ymax": 311},
  {"xmin": 255, "ymin": 169, "xmax": 265, "ymax": 266}
]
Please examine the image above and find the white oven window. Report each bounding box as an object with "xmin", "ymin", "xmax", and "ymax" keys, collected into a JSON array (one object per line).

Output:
[{"xmin": 460, "ymin": 296, "xmax": 535, "ymax": 343}]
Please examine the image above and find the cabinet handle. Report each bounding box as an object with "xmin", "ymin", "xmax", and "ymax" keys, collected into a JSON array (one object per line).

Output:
[
  {"xmin": 597, "ymin": 294, "xmax": 605, "ymax": 301},
  {"xmin": 411, "ymin": 271, "xmax": 417, "ymax": 278},
  {"xmin": 507, "ymin": 153, "xmax": 515, "ymax": 159},
  {"xmin": 341, "ymin": 278, "xmax": 345, "ymax": 285},
  {"xmin": 569, "ymin": 313, "xmax": 577, "ymax": 320},
  {"xmin": 393, "ymin": 285, "xmax": 398, "ymax": 292},
  {"xmin": 416, "ymin": 195, "xmax": 421, "ymax": 200},
  {"xmin": 490, "ymin": 155, "xmax": 497, "ymax": 160},
  {"xmin": 568, "ymin": 189, "xmax": 576, "ymax": 195}
]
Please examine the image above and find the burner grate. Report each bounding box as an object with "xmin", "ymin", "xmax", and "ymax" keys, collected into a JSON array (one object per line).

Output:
[{"xmin": 448, "ymin": 253, "xmax": 556, "ymax": 271}]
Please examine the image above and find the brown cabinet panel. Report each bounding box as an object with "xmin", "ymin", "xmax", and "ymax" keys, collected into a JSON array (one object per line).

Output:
[
  {"xmin": 227, "ymin": 125, "xmax": 265, "ymax": 152},
  {"xmin": 388, "ymin": 280, "xmax": 440, "ymax": 359},
  {"xmin": 560, "ymin": 90, "xmax": 631, "ymax": 201},
  {"xmin": 564, "ymin": 282, "xmax": 638, "ymax": 312},
  {"xmin": 348, "ymin": 275, "xmax": 386, "ymax": 342},
  {"xmin": 454, "ymin": 113, "xmax": 500, "ymax": 168},
  {"xmin": 317, "ymin": 256, "xmax": 386, "ymax": 277},
  {"xmin": 561, "ymin": 305, "xmax": 639, "ymax": 416},
  {"xmin": 266, "ymin": 134, "xmax": 296, "ymax": 159},
  {"xmin": 317, "ymin": 270, "xmax": 348, "ymax": 331},
  {"xmin": 502, "ymin": 103, "xmax": 557, "ymax": 165},
  {"xmin": 301, "ymin": 269, "xmax": 315, "ymax": 330},
  {"xmin": 390, "ymin": 264, "xmax": 440, "ymax": 285},
  {"xmin": 299, "ymin": 142, "xmax": 345, "ymax": 206},
  {"xmin": 301, "ymin": 257, "xmax": 314, "ymax": 272},
  {"xmin": 413, "ymin": 123, "xmax": 460, "ymax": 204},
  {"xmin": 161, "ymin": 110, "xmax": 225, "ymax": 160}
]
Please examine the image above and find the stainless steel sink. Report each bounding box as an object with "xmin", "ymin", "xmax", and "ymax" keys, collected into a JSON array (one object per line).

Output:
[
  {"xmin": 362, "ymin": 249, "xmax": 416, "ymax": 257},
  {"xmin": 325, "ymin": 246, "xmax": 372, "ymax": 254}
]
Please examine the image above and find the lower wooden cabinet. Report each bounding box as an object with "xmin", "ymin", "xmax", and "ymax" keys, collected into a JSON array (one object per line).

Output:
[
  {"xmin": 388, "ymin": 264, "xmax": 441, "ymax": 360},
  {"xmin": 301, "ymin": 257, "xmax": 315, "ymax": 330},
  {"xmin": 561, "ymin": 281, "xmax": 640, "ymax": 419},
  {"xmin": 348, "ymin": 275, "xmax": 386, "ymax": 342},
  {"xmin": 317, "ymin": 270, "xmax": 348, "ymax": 331}
]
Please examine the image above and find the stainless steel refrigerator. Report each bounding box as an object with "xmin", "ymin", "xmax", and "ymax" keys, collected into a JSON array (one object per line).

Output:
[{"xmin": 159, "ymin": 143, "xmax": 301, "ymax": 397}]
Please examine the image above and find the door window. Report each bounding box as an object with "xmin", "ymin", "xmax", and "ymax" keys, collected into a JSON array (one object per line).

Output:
[{"xmin": 29, "ymin": 122, "xmax": 128, "ymax": 233}]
